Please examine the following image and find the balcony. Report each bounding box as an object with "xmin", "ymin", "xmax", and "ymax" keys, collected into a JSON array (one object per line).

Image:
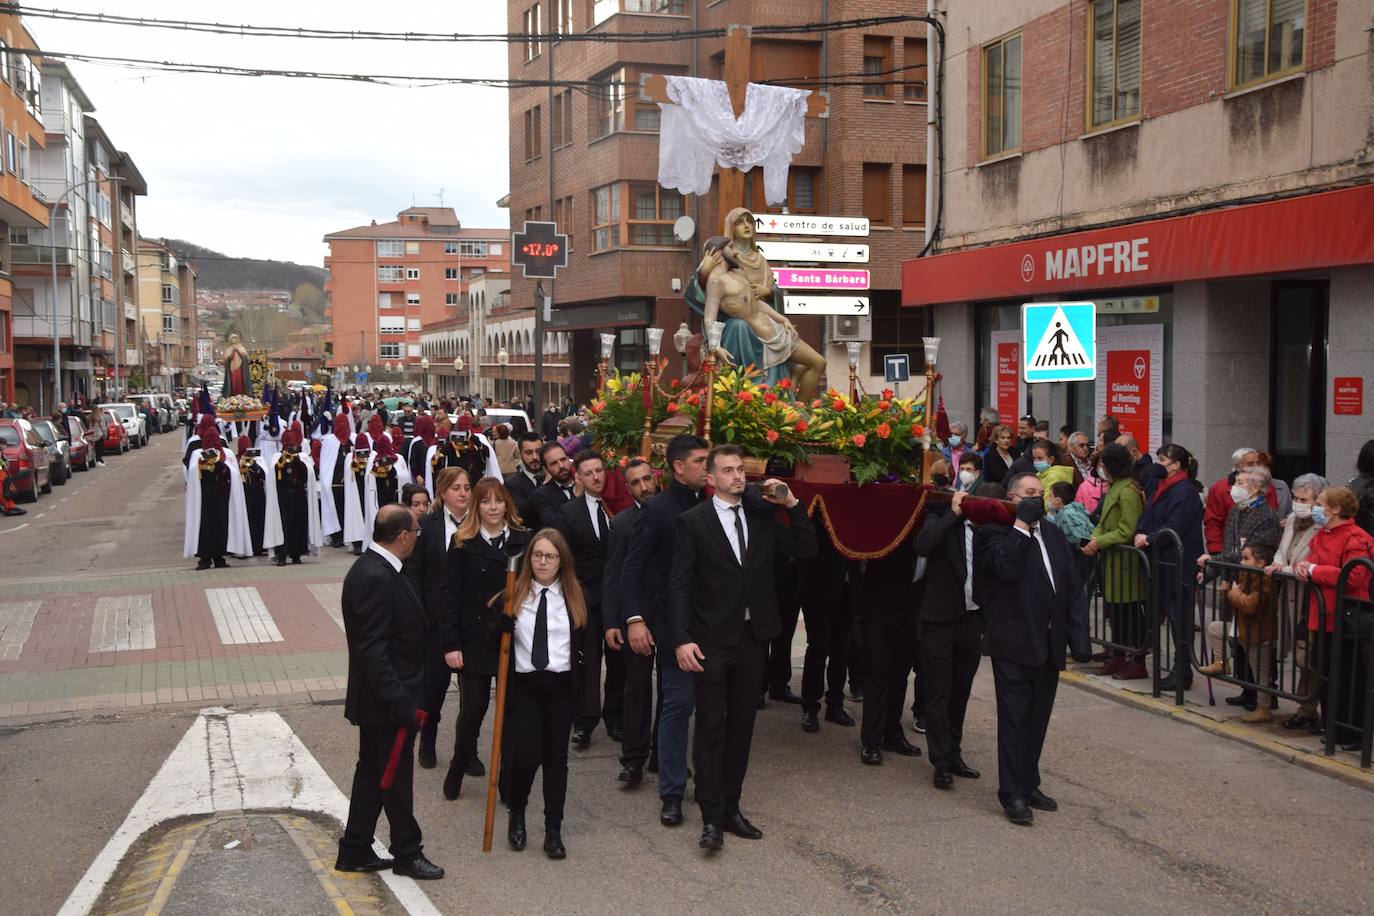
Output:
[
  {"xmin": 120, "ymin": 201, "xmax": 134, "ymax": 227},
  {"xmin": 10, "ymin": 244, "xmax": 74, "ymax": 265},
  {"xmin": 101, "ymin": 299, "xmax": 116, "ymax": 331},
  {"xmin": 121, "ymin": 249, "xmax": 134, "ymax": 274},
  {"xmin": 12, "ymin": 314, "xmax": 76, "ymax": 339},
  {"xmin": 124, "ymin": 298, "xmax": 137, "ymax": 321},
  {"xmin": 125, "ymin": 348, "xmax": 140, "ymax": 367},
  {"xmin": 43, "ymin": 110, "xmax": 71, "ymax": 136}
]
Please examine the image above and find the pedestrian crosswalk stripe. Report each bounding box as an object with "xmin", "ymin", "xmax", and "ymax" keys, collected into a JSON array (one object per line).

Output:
[
  {"xmin": 91, "ymin": 595, "xmax": 156, "ymax": 652},
  {"xmin": 205, "ymin": 587, "xmax": 284, "ymax": 645},
  {"xmin": 306, "ymin": 583, "xmax": 346, "ymax": 633},
  {"xmin": 0, "ymin": 600, "xmax": 42, "ymax": 661}
]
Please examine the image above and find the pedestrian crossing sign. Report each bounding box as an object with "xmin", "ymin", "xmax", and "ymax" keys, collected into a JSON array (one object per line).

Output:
[{"xmin": 1022, "ymin": 302, "xmax": 1097, "ymax": 383}]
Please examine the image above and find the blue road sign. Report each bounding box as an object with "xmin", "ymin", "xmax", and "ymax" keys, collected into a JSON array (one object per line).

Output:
[
  {"xmin": 1022, "ymin": 302, "xmax": 1097, "ymax": 383},
  {"xmin": 356, "ymin": 372, "xmax": 368, "ymax": 386},
  {"xmin": 884, "ymin": 353, "xmax": 911, "ymax": 383},
  {"xmin": 304, "ymin": 370, "xmax": 314, "ymax": 381}
]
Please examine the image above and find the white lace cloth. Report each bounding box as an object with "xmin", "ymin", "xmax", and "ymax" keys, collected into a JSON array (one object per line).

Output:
[{"xmin": 657, "ymin": 75, "xmax": 810, "ymax": 205}]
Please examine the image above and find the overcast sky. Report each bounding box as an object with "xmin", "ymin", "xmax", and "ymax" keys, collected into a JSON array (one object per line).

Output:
[{"xmin": 27, "ymin": 1, "xmax": 511, "ymax": 267}]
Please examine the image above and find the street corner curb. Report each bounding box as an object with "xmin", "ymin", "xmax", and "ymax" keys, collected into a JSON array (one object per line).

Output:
[{"xmin": 1059, "ymin": 670, "xmax": 1374, "ymax": 795}]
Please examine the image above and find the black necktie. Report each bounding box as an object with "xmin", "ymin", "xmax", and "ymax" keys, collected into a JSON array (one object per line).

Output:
[
  {"xmin": 561, "ymin": 485, "xmax": 574, "ymax": 501},
  {"xmin": 491, "ymin": 532, "xmax": 504, "ymax": 550},
  {"xmin": 532, "ymin": 587, "xmax": 549, "ymax": 671},
  {"xmin": 730, "ymin": 505, "xmax": 747, "ymax": 564},
  {"xmin": 596, "ymin": 500, "xmax": 609, "ymax": 540}
]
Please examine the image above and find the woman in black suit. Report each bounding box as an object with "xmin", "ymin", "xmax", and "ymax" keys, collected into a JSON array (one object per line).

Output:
[
  {"xmin": 981, "ymin": 424, "xmax": 1019, "ymax": 485},
  {"xmin": 438, "ymin": 477, "xmax": 527, "ymax": 800},
  {"xmin": 498, "ymin": 527, "xmax": 586, "ymax": 859}
]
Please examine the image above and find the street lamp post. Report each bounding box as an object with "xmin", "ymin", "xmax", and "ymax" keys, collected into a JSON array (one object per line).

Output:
[
  {"xmin": 672, "ymin": 321, "xmax": 691, "ymax": 378},
  {"xmin": 496, "ymin": 347, "xmax": 509, "ymax": 403},
  {"xmin": 453, "ymin": 356, "xmax": 464, "ymax": 400},
  {"xmin": 420, "ymin": 356, "xmax": 429, "ymax": 396}
]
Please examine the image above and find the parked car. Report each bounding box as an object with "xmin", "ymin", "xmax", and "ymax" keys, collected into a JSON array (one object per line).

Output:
[
  {"xmin": 62, "ymin": 414, "xmax": 97, "ymax": 471},
  {"xmin": 98, "ymin": 402, "xmax": 148, "ymax": 448},
  {"xmin": 28, "ymin": 419, "xmax": 71, "ymax": 486},
  {"xmin": 0, "ymin": 418, "xmax": 53, "ymax": 502},
  {"xmin": 93, "ymin": 408, "xmax": 129, "ymax": 454},
  {"xmin": 479, "ymin": 407, "xmax": 532, "ymax": 437}
]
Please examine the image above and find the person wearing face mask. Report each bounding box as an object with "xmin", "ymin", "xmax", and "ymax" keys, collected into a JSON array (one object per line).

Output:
[
  {"xmin": 1294, "ymin": 486, "xmax": 1374, "ymax": 750},
  {"xmin": 1045, "ymin": 482, "xmax": 1094, "ymax": 545},
  {"xmin": 956, "ymin": 453, "xmax": 984, "ymax": 494},
  {"xmin": 1266, "ymin": 474, "xmax": 1328, "ymax": 733},
  {"xmin": 1081, "ymin": 444, "xmax": 1148, "ymax": 681},
  {"xmin": 973, "ymin": 472, "xmax": 1092, "ymax": 825},
  {"xmin": 1029, "ymin": 439, "xmax": 1080, "ymax": 510},
  {"xmin": 1203, "ymin": 448, "xmax": 1278, "ymax": 556},
  {"xmin": 928, "ymin": 458, "xmax": 954, "ymax": 491},
  {"xmin": 1074, "ymin": 451, "xmax": 1111, "ymax": 516},
  {"xmin": 940, "ymin": 422, "xmax": 970, "ymax": 469}
]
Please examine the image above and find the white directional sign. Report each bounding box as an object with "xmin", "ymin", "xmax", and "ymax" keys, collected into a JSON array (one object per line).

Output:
[
  {"xmin": 753, "ymin": 213, "xmax": 871, "ymax": 237},
  {"xmin": 759, "ymin": 240, "xmax": 869, "ymax": 264},
  {"xmin": 783, "ymin": 295, "xmax": 870, "ymax": 316}
]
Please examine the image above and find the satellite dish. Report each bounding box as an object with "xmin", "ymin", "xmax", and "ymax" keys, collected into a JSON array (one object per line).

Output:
[{"xmin": 673, "ymin": 215, "xmax": 696, "ymax": 243}]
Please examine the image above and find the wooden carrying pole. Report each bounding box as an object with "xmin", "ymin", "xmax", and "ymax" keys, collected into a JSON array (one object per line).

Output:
[{"xmin": 482, "ymin": 552, "xmax": 522, "ymax": 852}]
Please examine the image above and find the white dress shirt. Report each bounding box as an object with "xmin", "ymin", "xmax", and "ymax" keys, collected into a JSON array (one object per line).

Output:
[
  {"xmin": 963, "ymin": 520, "xmax": 979, "ymax": 611},
  {"xmin": 481, "ymin": 525, "xmax": 510, "ymax": 547},
  {"xmin": 443, "ymin": 509, "xmax": 465, "ymax": 547},
  {"xmin": 712, "ymin": 495, "xmax": 748, "ymax": 563},
  {"xmin": 513, "ymin": 580, "xmax": 572, "ymax": 673},
  {"xmin": 1014, "ymin": 524, "xmax": 1056, "ymax": 592},
  {"xmin": 583, "ymin": 491, "xmax": 609, "ymax": 539},
  {"xmin": 369, "ymin": 542, "xmax": 403, "ymax": 573}
]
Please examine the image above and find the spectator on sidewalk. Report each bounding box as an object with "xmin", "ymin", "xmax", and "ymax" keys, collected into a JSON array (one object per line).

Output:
[
  {"xmin": 1349, "ymin": 439, "xmax": 1374, "ymax": 535},
  {"xmin": 1200, "ymin": 543, "xmax": 1278, "ymax": 723},
  {"xmin": 0, "ymin": 451, "xmax": 26, "ymax": 516},
  {"xmin": 1267, "ymin": 473, "xmax": 1327, "ymax": 734},
  {"xmin": 1082, "ymin": 443, "xmax": 1147, "ymax": 681},
  {"xmin": 1203, "ymin": 448, "xmax": 1279, "ymax": 555}
]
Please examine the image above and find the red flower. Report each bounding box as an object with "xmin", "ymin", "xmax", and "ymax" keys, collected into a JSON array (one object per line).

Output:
[
  {"xmin": 763, "ymin": 392, "xmax": 778, "ymax": 405},
  {"xmin": 911, "ymin": 423, "xmax": 925, "ymax": 437},
  {"xmin": 590, "ymin": 401, "xmax": 606, "ymax": 415},
  {"xmin": 851, "ymin": 433, "xmax": 867, "ymax": 448},
  {"xmin": 688, "ymin": 394, "xmax": 701, "ymax": 406},
  {"xmin": 619, "ymin": 456, "xmax": 630, "ymax": 467},
  {"xmin": 778, "ymin": 378, "xmax": 793, "ymax": 390},
  {"xmin": 794, "ymin": 420, "xmax": 809, "ymax": 433},
  {"xmin": 739, "ymin": 391, "xmax": 754, "ymax": 404},
  {"xmin": 876, "ymin": 422, "xmax": 892, "ymax": 439},
  {"xmin": 666, "ymin": 401, "xmax": 680, "ymax": 414},
  {"xmin": 811, "ymin": 398, "xmax": 824, "ymax": 408},
  {"xmin": 877, "ymin": 400, "xmax": 891, "ymax": 410},
  {"xmin": 766, "ymin": 430, "xmax": 780, "ymax": 443},
  {"xmin": 758, "ymin": 383, "xmax": 771, "ymax": 390},
  {"xmin": 669, "ymin": 378, "xmax": 680, "ymax": 388},
  {"xmin": 882, "ymin": 388, "xmax": 895, "ymax": 400},
  {"xmin": 832, "ymin": 398, "xmax": 846, "ymax": 411}
]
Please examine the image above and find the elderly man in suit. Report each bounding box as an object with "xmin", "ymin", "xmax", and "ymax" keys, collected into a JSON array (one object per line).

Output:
[
  {"xmin": 668, "ymin": 444, "xmax": 817, "ymax": 852},
  {"xmin": 974, "ymin": 472, "xmax": 1091, "ymax": 826},
  {"xmin": 337, "ymin": 504, "xmax": 444, "ymax": 880}
]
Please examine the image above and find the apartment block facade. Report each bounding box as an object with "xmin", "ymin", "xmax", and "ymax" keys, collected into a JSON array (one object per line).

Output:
[
  {"xmin": 324, "ymin": 207, "xmax": 510, "ymax": 389},
  {"xmin": 507, "ymin": 0, "xmax": 932, "ymax": 404},
  {"xmin": 136, "ymin": 238, "xmax": 198, "ymax": 392},
  {"xmin": 904, "ymin": 0, "xmax": 1373, "ymax": 482},
  {"xmin": 0, "ymin": 14, "xmax": 48, "ymax": 404}
]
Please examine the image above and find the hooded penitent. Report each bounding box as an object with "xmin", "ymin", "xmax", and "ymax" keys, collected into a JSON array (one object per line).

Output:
[
  {"xmin": 414, "ymin": 415, "xmax": 437, "ymax": 447},
  {"xmin": 333, "ymin": 413, "xmax": 352, "ymax": 444}
]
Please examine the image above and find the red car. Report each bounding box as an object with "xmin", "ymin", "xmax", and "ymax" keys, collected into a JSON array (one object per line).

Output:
[
  {"xmin": 0, "ymin": 418, "xmax": 54, "ymax": 503},
  {"xmin": 63, "ymin": 414, "xmax": 98, "ymax": 471},
  {"xmin": 93, "ymin": 409, "xmax": 129, "ymax": 454}
]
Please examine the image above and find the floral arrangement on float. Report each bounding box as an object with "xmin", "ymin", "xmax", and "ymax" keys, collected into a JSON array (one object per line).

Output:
[{"xmin": 216, "ymin": 393, "xmax": 267, "ymax": 420}]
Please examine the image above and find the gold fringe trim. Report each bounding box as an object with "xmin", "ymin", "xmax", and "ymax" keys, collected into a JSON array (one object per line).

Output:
[{"xmin": 804, "ymin": 489, "xmax": 930, "ymax": 561}]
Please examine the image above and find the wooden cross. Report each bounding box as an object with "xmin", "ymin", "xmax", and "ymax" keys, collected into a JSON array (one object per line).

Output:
[{"xmin": 640, "ymin": 24, "xmax": 829, "ymax": 217}]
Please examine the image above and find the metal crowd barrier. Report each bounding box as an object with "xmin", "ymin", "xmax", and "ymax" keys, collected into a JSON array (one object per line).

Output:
[
  {"xmin": 1082, "ymin": 543, "xmax": 1158, "ymax": 689},
  {"xmin": 1328, "ymin": 558, "xmax": 1374, "ymax": 767}
]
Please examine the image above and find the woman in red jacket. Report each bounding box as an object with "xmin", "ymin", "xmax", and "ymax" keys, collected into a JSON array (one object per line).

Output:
[{"xmin": 1294, "ymin": 486, "xmax": 1374, "ymax": 749}]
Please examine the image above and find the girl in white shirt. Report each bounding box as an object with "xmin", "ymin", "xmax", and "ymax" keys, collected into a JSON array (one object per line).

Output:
[{"xmin": 500, "ymin": 528, "xmax": 587, "ymax": 860}]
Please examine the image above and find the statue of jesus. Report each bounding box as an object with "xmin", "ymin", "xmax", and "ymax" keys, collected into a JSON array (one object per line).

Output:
[
  {"xmin": 222, "ymin": 333, "xmax": 250, "ymax": 397},
  {"xmin": 691, "ymin": 207, "xmax": 825, "ymax": 400}
]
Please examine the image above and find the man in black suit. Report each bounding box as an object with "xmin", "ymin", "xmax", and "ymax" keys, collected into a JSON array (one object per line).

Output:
[
  {"xmin": 915, "ymin": 489, "xmax": 984, "ymax": 788},
  {"xmin": 974, "ymin": 472, "xmax": 1091, "ymax": 825},
  {"xmin": 621, "ymin": 434, "xmax": 709, "ymax": 828},
  {"xmin": 337, "ymin": 505, "xmax": 444, "ymax": 880},
  {"xmin": 602, "ymin": 457, "xmax": 658, "ymax": 784},
  {"xmin": 555, "ymin": 448, "xmax": 621, "ymax": 747},
  {"xmin": 668, "ymin": 444, "xmax": 817, "ymax": 852},
  {"xmin": 524, "ymin": 441, "xmax": 576, "ymax": 531},
  {"xmin": 502, "ymin": 431, "xmax": 545, "ymax": 523}
]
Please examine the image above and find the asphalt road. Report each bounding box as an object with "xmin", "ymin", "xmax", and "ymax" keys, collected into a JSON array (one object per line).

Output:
[{"xmin": 2, "ymin": 433, "xmax": 1373, "ymax": 914}]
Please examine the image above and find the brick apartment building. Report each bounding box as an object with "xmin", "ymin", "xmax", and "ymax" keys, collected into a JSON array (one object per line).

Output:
[
  {"xmin": 0, "ymin": 13, "xmax": 48, "ymax": 404},
  {"xmin": 197, "ymin": 289, "xmax": 292, "ymax": 313},
  {"xmin": 323, "ymin": 207, "xmax": 510, "ymax": 389},
  {"xmin": 506, "ymin": 0, "xmax": 933, "ymax": 404},
  {"xmin": 903, "ymin": 0, "xmax": 1374, "ymax": 482},
  {"xmin": 267, "ymin": 344, "xmax": 324, "ymax": 383}
]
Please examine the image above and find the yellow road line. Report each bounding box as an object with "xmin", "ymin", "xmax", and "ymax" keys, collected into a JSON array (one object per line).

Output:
[{"xmin": 275, "ymin": 814, "xmax": 364, "ymax": 916}]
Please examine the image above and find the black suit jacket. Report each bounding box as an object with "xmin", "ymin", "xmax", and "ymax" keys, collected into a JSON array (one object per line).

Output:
[
  {"xmin": 555, "ymin": 495, "xmax": 610, "ymax": 608},
  {"xmin": 503, "ymin": 468, "xmax": 543, "ymax": 527},
  {"xmin": 916, "ymin": 504, "xmax": 976, "ymax": 623},
  {"xmin": 404, "ymin": 511, "xmax": 453, "ymax": 627},
  {"xmin": 437, "ymin": 528, "xmax": 528, "ymax": 676},
  {"xmin": 342, "ymin": 550, "xmax": 428, "ymax": 727},
  {"xmin": 973, "ymin": 520, "xmax": 1090, "ymax": 669},
  {"xmin": 525, "ymin": 479, "xmax": 576, "ymax": 532},
  {"xmin": 667, "ymin": 487, "xmax": 817, "ymax": 650},
  {"xmin": 621, "ymin": 480, "xmax": 702, "ymax": 632},
  {"xmin": 602, "ymin": 501, "xmax": 643, "ymax": 628}
]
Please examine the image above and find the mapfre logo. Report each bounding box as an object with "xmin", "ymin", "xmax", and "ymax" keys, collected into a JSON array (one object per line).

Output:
[
  {"xmin": 1020, "ymin": 254, "xmax": 1035, "ymax": 283},
  {"xmin": 1133, "ymin": 356, "xmax": 1147, "ymax": 380}
]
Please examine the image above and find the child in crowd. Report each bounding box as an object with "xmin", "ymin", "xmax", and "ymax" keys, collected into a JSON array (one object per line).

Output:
[
  {"xmin": 1200, "ymin": 542, "xmax": 1278, "ymax": 723},
  {"xmin": 1047, "ymin": 481, "xmax": 1095, "ymax": 544}
]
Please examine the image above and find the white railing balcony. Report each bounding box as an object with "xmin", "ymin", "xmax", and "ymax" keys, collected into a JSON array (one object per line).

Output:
[
  {"xmin": 43, "ymin": 110, "xmax": 70, "ymax": 135},
  {"xmin": 11, "ymin": 314, "xmax": 75, "ymax": 339},
  {"xmin": 124, "ymin": 348, "xmax": 141, "ymax": 366},
  {"xmin": 10, "ymin": 244, "xmax": 74, "ymax": 265},
  {"xmin": 101, "ymin": 299, "xmax": 117, "ymax": 331},
  {"xmin": 121, "ymin": 249, "xmax": 134, "ymax": 273},
  {"xmin": 120, "ymin": 201, "xmax": 134, "ymax": 227},
  {"xmin": 124, "ymin": 298, "xmax": 137, "ymax": 321}
]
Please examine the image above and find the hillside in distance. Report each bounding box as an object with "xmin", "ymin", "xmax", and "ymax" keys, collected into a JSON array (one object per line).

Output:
[{"xmin": 164, "ymin": 239, "xmax": 326, "ymax": 291}]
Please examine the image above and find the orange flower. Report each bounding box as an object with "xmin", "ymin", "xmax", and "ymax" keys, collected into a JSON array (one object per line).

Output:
[
  {"xmin": 794, "ymin": 420, "xmax": 809, "ymax": 433},
  {"xmin": 688, "ymin": 393, "xmax": 701, "ymax": 406},
  {"xmin": 739, "ymin": 391, "xmax": 754, "ymax": 404},
  {"xmin": 766, "ymin": 430, "xmax": 780, "ymax": 443},
  {"xmin": 669, "ymin": 378, "xmax": 680, "ymax": 388},
  {"xmin": 763, "ymin": 392, "xmax": 778, "ymax": 405},
  {"xmin": 666, "ymin": 401, "xmax": 680, "ymax": 414},
  {"xmin": 878, "ymin": 399, "xmax": 891, "ymax": 410},
  {"xmin": 911, "ymin": 423, "xmax": 925, "ymax": 437},
  {"xmin": 832, "ymin": 397, "xmax": 846, "ymax": 411},
  {"xmin": 851, "ymin": 433, "xmax": 867, "ymax": 448},
  {"xmin": 876, "ymin": 422, "xmax": 892, "ymax": 439},
  {"xmin": 778, "ymin": 377, "xmax": 793, "ymax": 390},
  {"xmin": 619, "ymin": 456, "xmax": 630, "ymax": 467},
  {"xmin": 590, "ymin": 401, "xmax": 606, "ymax": 415},
  {"xmin": 882, "ymin": 388, "xmax": 895, "ymax": 400},
  {"xmin": 811, "ymin": 398, "xmax": 824, "ymax": 408},
  {"xmin": 758, "ymin": 383, "xmax": 771, "ymax": 390}
]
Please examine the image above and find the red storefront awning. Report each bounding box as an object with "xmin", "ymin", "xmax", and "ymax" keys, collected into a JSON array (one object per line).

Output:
[{"xmin": 902, "ymin": 184, "xmax": 1374, "ymax": 306}]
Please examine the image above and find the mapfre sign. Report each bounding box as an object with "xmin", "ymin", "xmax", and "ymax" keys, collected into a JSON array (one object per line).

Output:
[{"xmin": 902, "ymin": 185, "xmax": 1374, "ymax": 306}]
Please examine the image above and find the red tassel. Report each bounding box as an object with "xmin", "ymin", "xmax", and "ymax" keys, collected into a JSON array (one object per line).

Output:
[
  {"xmin": 380, "ymin": 709, "xmax": 427, "ymax": 790},
  {"xmin": 935, "ymin": 394, "xmax": 951, "ymax": 441}
]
